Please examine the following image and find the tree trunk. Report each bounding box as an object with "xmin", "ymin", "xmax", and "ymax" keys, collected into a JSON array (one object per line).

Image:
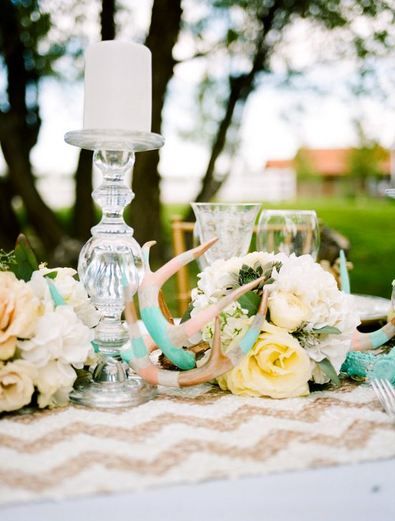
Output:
[
  {"xmin": 186, "ymin": 5, "xmax": 276, "ymax": 221},
  {"xmin": 0, "ymin": 176, "xmax": 20, "ymax": 250},
  {"xmin": 184, "ymin": 75, "xmax": 258, "ymax": 222},
  {"xmin": 0, "ymin": 116, "xmax": 64, "ymax": 251},
  {"xmin": 193, "ymin": 75, "xmax": 249, "ymax": 204},
  {"xmin": 127, "ymin": 0, "xmax": 183, "ymax": 259},
  {"xmin": 0, "ymin": 0, "xmax": 64, "ymax": 253},
  {"xmin": 72, "ymin": 0, "xmax": 117, "ymax": 241},
  {"xmin": 101, "ymin": 0, "xmax": 116, "ymax": 40},
  {"xmin": 72, "ymin": 149, "xmax": 94, "ymax": 240}
]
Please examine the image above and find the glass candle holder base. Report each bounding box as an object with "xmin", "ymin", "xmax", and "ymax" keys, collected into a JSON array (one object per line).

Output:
[{"xmin": 70, "ymin": 360, "xmax": 156, "ymax": 408}]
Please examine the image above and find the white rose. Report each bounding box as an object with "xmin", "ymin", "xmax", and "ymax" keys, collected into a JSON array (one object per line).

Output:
[
  {"xmin": 0, "ymin": 360, "xmax": 37, "ymax": 412},
  {"xmin": 35, "ymin": 360, "xmax": 76, "ymax": 408},
  {"xmin": 269, "ymin": 291, "xmax": 311, "ymax": 331}
]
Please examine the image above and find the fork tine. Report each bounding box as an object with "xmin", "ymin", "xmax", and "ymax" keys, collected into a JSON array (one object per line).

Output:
[
  {"xmin": 371, "ymin": 379, "xmax": 392, "ymax": 416},
  {"xmin": 380, "ymin": 379, "xmax": 395, "ymax": 413}
]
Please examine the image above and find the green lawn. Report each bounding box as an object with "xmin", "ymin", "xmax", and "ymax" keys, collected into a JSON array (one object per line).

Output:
[{"xmin": 162, "ymin": 197, "xmax": 395, "ymax": 307}]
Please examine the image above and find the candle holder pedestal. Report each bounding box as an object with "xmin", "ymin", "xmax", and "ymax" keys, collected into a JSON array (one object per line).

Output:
[{"xmin": 65, "ymin": 130, "xmax": 164, "ymax": 408}]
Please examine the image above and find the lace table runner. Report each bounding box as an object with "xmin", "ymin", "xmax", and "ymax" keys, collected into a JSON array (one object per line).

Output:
[{"xmin": 0, "ymin": 382, "xmax": 394, "ymax": 506}]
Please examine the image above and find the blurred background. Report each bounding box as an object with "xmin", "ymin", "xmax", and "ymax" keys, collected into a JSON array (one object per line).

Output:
[{"xmin": 0, "ymin": 0, "xmax": 395, "ymax": 300}]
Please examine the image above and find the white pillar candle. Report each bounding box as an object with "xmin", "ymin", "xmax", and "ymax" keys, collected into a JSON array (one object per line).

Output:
[{"xmin": 83, "ymin": 40, "xmax": 152, "ymax": 133}]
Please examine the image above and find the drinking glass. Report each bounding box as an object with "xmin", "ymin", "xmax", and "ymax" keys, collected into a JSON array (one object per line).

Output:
[
  {"xmin": 256, "ymin": 209, "xmax": 320, "ymax": 260},
  {"xmin": 191, "ymin": 203, "xmax": 261, "ymax": 268}
]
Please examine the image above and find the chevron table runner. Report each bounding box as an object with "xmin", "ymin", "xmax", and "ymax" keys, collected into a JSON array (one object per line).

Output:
[{"xmin": 0, "ymin": 381, "xmax": 394, "ymax": 506}]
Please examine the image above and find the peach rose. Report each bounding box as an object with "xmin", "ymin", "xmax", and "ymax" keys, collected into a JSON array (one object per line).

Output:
[{"xmin": 0, "ymin": 272, "xmax": 40, "ymax": 360}]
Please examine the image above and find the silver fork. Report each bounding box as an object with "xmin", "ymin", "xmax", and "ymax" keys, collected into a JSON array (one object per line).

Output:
[{"xmin": 371, "ymin": 379, "xmax": 395, "ymax": 420}]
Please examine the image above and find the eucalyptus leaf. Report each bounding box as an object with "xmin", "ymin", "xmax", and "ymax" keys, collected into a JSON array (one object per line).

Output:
[
  {"xmin": 11, "ymin": 234, "xmax": 39, "ymax": 282},
  {"xmin": 312, "ymin": 325, "xmax": 341, "ymax": 335},
  {"xmin": 238, "ymin": 291, "xmax": 260, "ymax": 316},
  {"xmin": 318, "ymin": 358, "xmax": 340, "ymax": 386}
]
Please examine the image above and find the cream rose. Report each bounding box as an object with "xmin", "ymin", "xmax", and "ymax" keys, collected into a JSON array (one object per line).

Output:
[
  {"xmin": 0, "ymin": 272, "xmax": 40, "ymax": 360},
  {"xmin": 217, "ymin": 323, "xmax": 312, "ymax": 398},
  {"xmin": 35, "ymin": 360, "xmax": 76, "ymax": 408},
  {"xmin": 268, "ymin": 291, "xmax": 311, "ymax": 331},
  {"xmin": 0, "ymin": 360, "xmax": 37, "ymax": 412}
]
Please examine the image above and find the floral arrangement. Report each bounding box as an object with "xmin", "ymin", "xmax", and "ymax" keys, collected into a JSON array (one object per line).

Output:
[
  {"xmin": 0, "ymin": 237, "xmax": 98, "ymax": 413},
  {"xmin": 190, "ymin": 251, "xmax": 360, "ymax": 398}
]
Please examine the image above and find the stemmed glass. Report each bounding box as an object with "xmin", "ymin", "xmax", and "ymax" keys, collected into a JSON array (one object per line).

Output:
[
  {"xmin": 191, "ymin": 203, "xmax": 261, "ymax": 268},
  {"xmin": 256, "ymin": 209, "xmax": 320, "ymax": 260}
]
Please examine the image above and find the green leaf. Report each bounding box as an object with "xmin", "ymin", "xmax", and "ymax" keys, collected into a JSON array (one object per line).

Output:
[
  {"xmin": 318, "ymin": 358, "xmax": 340, "ymax": 386},
  {"xmin": 11, "ymin": 234, "xmax": 39, "ymax": 282},
  {"xmin": 238, "ymin": 291, "xmax": 261, "ymax": 316},
  {"xmin": 312, "ymin": 325, "xmax": 341, "ymax": 335},
  {"xmin": 44, "ymin": 271, "xmax": 57, "ymax": 280}
]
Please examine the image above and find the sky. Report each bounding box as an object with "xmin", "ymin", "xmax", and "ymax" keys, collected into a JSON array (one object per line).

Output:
[{"xmin": 2, "ymin": 1, "xmax": 395, "ymax": 207}]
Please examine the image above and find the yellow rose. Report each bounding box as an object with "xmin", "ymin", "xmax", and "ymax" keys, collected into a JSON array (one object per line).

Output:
[
  {"xmin": 268, "ymin": 291, "xmax": 311, "ymax": 331},
  {"xmin": 0, "ymin": 272, "xmax": 40, "ymax": 360},
  {"xmin": 0, "ymin": 360, "xmax": 36, "ymax": 412},
  {"xmin": 217, "ymin": 323, "xmax": 312, "ymax": 398}
]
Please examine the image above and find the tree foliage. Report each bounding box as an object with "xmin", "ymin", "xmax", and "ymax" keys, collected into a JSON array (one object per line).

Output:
[
  {"xmin": 179, "ymin": 0, "xmax": 395, "ymax": 216},
  {"xmin": 1, "ymin": 0, "xmax": 395, "ymax": 257}
]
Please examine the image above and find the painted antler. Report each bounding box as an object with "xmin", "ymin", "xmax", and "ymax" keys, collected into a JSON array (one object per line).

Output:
[
  {"xmin": 122, "ymin": 290, "xmax": 269, "ymax": 387},
  {"xmin": 138, "ymin": 238, "xmax": 266, "ymax": 369},
  {"xmin": 351, "ymin": 317, "xmax": 395, "ymax": 351},
  {"xmin": 339, "ymin": 250, "xmax": 395, "ymax": 351}
]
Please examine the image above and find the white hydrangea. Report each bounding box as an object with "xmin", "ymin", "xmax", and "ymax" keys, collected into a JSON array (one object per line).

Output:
[
  {"xmin": 29, "ymin": 267, "xmax": 100, "ymax": 328},
  {"xmin": 304, "ymin": 294, "xmax": 360, "ymax": 380},
  {"xmin": 17, "ymin": 305, "xmax": 94, "ymax": 407},
  {"xmin": 270, "ymin": 254, "xmax": 346, "ymax": 330},
  {"xmin": 18, "ymin": 306, "xmax": 94, "ymax": 368}
]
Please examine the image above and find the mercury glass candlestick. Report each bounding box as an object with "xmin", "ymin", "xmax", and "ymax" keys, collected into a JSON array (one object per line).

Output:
[{"xmin": 64, "ymin": 129, "xmax": 164, "ymax": 408}]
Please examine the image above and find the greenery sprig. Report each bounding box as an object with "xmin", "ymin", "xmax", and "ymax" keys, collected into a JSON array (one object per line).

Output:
[
  {"xmin": 237, "ymin": 261, "xmax": 282, "ymax": 316},
  {"xmin": 238, "ymin": 261, "xmax": 282, "ymax": 290},
  {"xmin": 0, "ymin": 250, "xmax": 17, "ymax": 271}
]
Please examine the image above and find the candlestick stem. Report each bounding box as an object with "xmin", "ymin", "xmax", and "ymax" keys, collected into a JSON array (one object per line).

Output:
[{"xmin": 69, "ymin": 148, "xmax": 156, "ymax": 407}]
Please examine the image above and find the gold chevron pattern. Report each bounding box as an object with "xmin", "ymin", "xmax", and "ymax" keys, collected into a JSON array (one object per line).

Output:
[{"xmin": 0, "ymin": 382, "xmax": 394, "ymax": 505}]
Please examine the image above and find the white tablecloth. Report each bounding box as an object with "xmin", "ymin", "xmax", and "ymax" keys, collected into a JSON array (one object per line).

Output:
[{"xmin": 1, "ymin": 458, "xmax": 394, "ymax": 521}]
